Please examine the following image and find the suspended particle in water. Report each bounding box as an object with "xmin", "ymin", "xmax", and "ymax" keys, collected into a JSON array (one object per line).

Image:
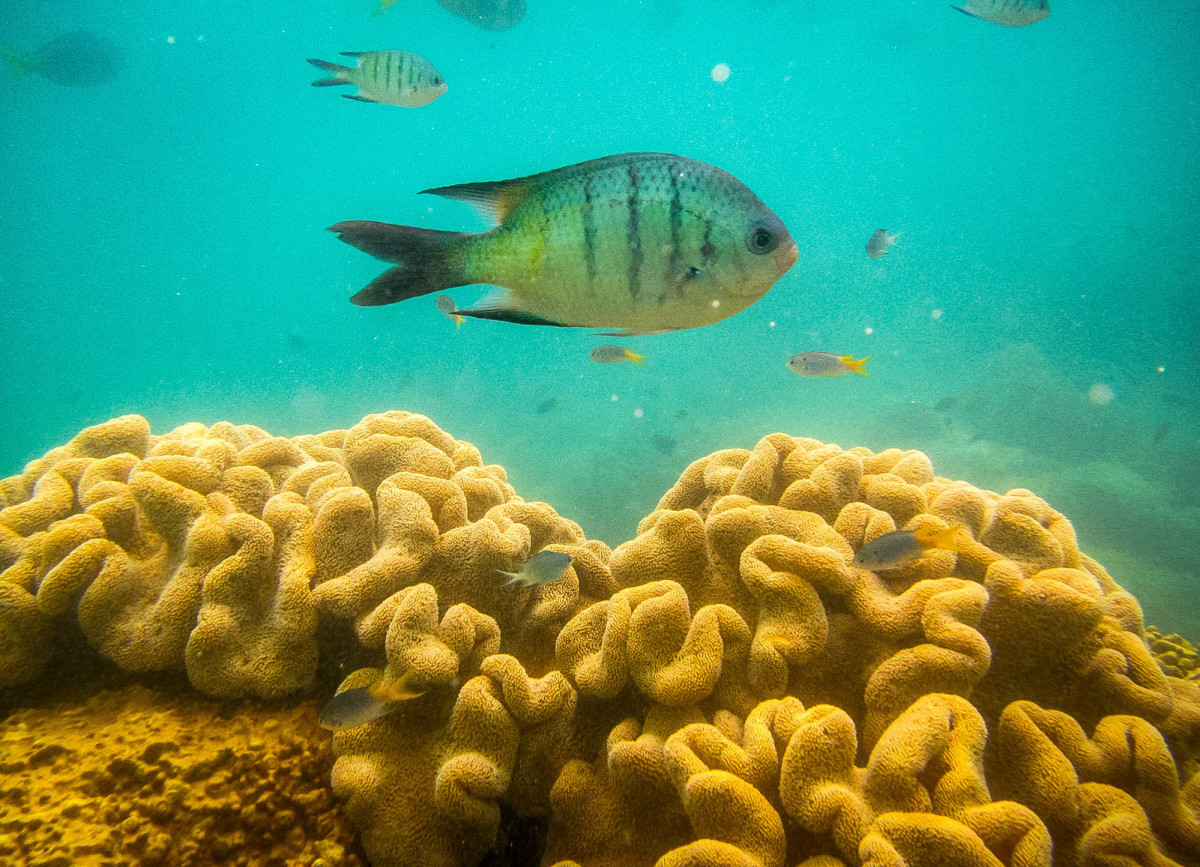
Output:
[
  {"xmin": 864, "ymin": 326, "xmax": 874, "ymax": 335},
  {"xmin": 931, "ymin": 308, "xmax": 943, "ymax": 320},
  {"xmin": 1088, "ymin": 383, "xmax": 1115, "ymax": 406},
  {"xmin": 611, "ymin": 395, "xmax": 619, "ymax": 402},
  {"xmin": 633, "ymin": 408, "xmax": 644, "ymax": 419},
  {"xmin": 1157, "ymin": 366, "xmax": 1165, "ymax": 373},
  {"xmin": 167, "ymin": 35, "xmax": 176, "ymax": 44},
  {"xmin": 711, "ymin": 63, "xmax": 731, "ymax": 83}
]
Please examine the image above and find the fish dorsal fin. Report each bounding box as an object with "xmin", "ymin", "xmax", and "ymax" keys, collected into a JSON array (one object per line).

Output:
[
  {"xmin": 340, "ymin": 51, "xmax": 365, "ymax": 57},
  {"xmin": 421, "ymin": 177, "xmax": 536, "ymax": 224}
]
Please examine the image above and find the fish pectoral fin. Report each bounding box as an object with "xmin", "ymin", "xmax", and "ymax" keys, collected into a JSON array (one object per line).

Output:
[
  {"xmin": 458, "ymin": 304, "xmax": 570, "ymax": 327},
  {"xmin": 420, "ymin": 177, "xmax": 538, "ymax": 223}
]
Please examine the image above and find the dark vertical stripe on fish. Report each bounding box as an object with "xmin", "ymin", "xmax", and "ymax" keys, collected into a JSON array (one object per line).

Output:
[
  {"xmin": 664, "ymin": 164, "xmax": 683, "ymax": 305},
  {"xmin": 384, "ymin": 52, "xmax": 392, "ymax": 91},
  {"xmin": 398, "ymin": 51, "xmax": 407, "ymax": 90},
  {"xmin": 626, "ymin": 164, "xmax": 643, "ymax": 302},
  {"xmin": 582, "ymin": 173, "xmax": 597, "ymax": 284}
]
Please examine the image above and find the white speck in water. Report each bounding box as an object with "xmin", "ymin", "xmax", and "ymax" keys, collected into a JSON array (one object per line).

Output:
[
  {"xmin": 864, "ymin": 326, "xmax": 874, "ymax": 335},
  {"xmin": 611, "ymin": 394, "xmax": 619, "ymax": 402},
  {"xmin": 768, "ymin": 321, "xmax": 776, "ymax": 328},
  {"xmin": 1088, "ymin": 383, "xmax": 1115, "ymax": 406},
  {"xmin": 711, "ymin": 299, "xmax": 720, "ymax": 308},
  {"xmin": 1157, "ymin": 366, "xmax": 1166, "ymax": 373},
  {"xmin": 633, "ymin": 408, "xmax": 644, "ymax": 419},
  {"xmin": 167, "ymin": 36, "xmax": 176, "ymax": 44},
  {"xmin": 711, "ymin": 63, "xmax": 731, "ymax": 83},
  {"xmin": 931, "ymin": 308, "xmax": 943, "ymax": 320}
]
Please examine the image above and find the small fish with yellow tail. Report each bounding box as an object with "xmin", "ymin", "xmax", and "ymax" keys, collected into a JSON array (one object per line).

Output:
[
  {"xmin": 497, "ymin": 550, "xmax": 573, "ymax": 587},
  {"xmin": 852, "ymin": 525, "xmax": 966, "ymax": 572},
  {"xmin": 318, "ymin": 669, "xmax": 432, "ymax": 731},
  {"xmin": 435, "ymin": 295, "xmax": 465, "ymax": 327},
  {"xmin": 787, "ymin": 352, "xmax": 870, "ymax": 377},
  {"xmin": 590, "ymin": 345, "xmax": 646, "ymax": 365},
  {"xmin": 866, "ymin": 229, "xmax": 900, "ymax": 259},
  {"xmin": 308, "ymin": 51, "xmax": 446, "ymax": 107},
  {"xmin": 330, "ymin": 152, "xmax": 798, "ymax": 335},
  {"xmin": 2, "ymin": 30, "xmax": 123, "ymax": 86},
  {"xmin": 953, "ymin": 0, "xmax": 1049, "ymax": 27}
]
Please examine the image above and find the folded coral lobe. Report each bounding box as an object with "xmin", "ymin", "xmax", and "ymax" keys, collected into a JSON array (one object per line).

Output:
[{"xmin": 2, "ymin": 420, "xmax": 1197, "ymax": 867}]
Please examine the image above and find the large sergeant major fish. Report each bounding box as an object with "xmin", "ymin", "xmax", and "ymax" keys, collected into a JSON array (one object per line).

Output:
[
  {"xmin": 330, "ymin": 153, "xmax": 798, "ymax": 335},
  {"xmin": 952, "ymin": 0, "xmax": 1049, "ymax": 27}
]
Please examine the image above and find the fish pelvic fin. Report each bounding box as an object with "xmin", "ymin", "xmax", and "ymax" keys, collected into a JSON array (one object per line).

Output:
[
  {"xmin": 308, "ymin": 57, "xmax": 352, "ymax": 87},
  {"xmin": 458, "ymin": 304, "xmax": 570, "ymax": 327},
  {"xmin": 841, "ymin": 355, "xmax": 870, "ymax": 376},
  {"xmin": 421, "ymin": 177, "xmax": 538, "ymax": 224},
  {"xmin": 624, "ymin": 349, "xmax": 647, "ymax": 365},
  {"xmin": 950, "ymin": 5, "xmax": 980, "ymax": 20},
  {"xmin": 330, "ymin": 221, "xmax": 474, "ymax": 306}
]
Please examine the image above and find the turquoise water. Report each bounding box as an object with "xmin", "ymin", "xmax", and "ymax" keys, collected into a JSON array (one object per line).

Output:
[{"xmin": 2, "ymin": 0, "xmax": 1197, "ymax": 632}]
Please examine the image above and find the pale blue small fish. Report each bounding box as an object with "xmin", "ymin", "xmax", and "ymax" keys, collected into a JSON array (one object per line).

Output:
[
  {"xmin": 866, "ymin": 229, "xmax": 900, "ymax": 259},
  {"xmin": 952, "ymin": 0, "xmax": 1049, "ymax": 27},
  {"xmin": 318, "ymin": 670, "xmax": 430, "ymax": 731},
  {"xmin": 497, "ymin": 550, "xmax": 573, "ymax": 587}
]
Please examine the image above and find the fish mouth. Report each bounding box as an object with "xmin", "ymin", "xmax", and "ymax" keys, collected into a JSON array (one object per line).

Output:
[{"xmin": 780, "ymin": 240, "xmax": 799, "ymax": 270}]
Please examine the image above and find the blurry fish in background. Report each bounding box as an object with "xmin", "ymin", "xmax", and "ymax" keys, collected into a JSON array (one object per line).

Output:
[
  {"xmin": 853, "ymin": 525, "xmax": 966, "ymax": 571},
  {"xmin": 318, "ymin": 670, "xmax": 431, "ymax": 731},
  {"xmin": 952, "ymin": 0, "xmax": 1049, "ymax": 27},
  {"xmin": 536, "ymin": 396, "xmax": 562, "ymax": 414},
  {"xmin": 437, "ymin": 0, "xmax": 526, "ymax": 30},
  {"xmin": 649, "ymin": 434, "xmax": 678, "ymax": 456},
  {"xmin": 866, "ymin": 229, "xmax": 900, "ymax": 259},
  {"xmin": 1, "ymin": 30, "xmax": 124, "ymax": 87},
  {"xmin": 1151, "ymin": 422, "xmax": 1172, "ymax": 448},
  {"xmin": 374, "ymin": 0, "xmax": 401, "ymax": 15},
  {"xmin": 497, "ymin": 549, "xmax": 573, "ymax": 587},
  {"xmin": 331, "ymin": 152, "xmax": 798, "ymax": 335},
  {"xmin": 308, "ymin": 51, "xmax": 446, "ymax": 107},
  {"xmin": 435, "ymin": 295, "xmax": 465, "ymax": 327},
  {"xmin": 787, "ymin": 352, "xmax": 870, "ymax": 377},
  {"xmin": 590, "ymin": 345, "xmax": 646, "ymax": 365}
]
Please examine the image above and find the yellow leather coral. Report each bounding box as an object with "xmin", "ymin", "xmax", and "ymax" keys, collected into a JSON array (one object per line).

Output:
[{"xmin": 6, "ymin": 421, "xmax": 1200, "ymax": 867}]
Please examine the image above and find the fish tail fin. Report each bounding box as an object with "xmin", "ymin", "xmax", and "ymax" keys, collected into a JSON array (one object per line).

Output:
[
  {"xmin": 318, "ymin": 685, "xmax": 389, "ymax": 731},
  {"xmin": 497, "ymin": 569, "xmax": 526, "ymax": 586},
  {"xmin": 330, "ymin": 221, "xmax": 474, "ymax": 306},
  {"xmin": 921, "ymin": 524, "xmax": 966, "ymax": 553},
  {"xmin": 308, "ymin": 57, "xmax": 351, "ymax": 86},
  {"xmin": 374, "ymin": 670, "xmax": 430, "ymax": 701},
  {"xmin": 889, "ymin": 231, "xmax": 901, "ymax": 244},
  {"xmin": 625, "ymin": 349, "xmax": 647, "ymax": 365},
  {"xmin": 1, "ymin": 46, "xmax": 32, "ymax": 82},
  {"xmin": 841, "ymin": 355, "xmax": 870, "ymax": 376}
]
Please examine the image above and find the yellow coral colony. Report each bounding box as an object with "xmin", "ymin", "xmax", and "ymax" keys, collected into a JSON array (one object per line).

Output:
[{"xmin": 2, "ymin": 417, "xmax": 1198, "ymax": 867}]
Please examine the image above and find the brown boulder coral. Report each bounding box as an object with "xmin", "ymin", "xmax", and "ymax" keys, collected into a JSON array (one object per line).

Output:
[{"xmin": 6, "ymin": 420, "xmax": 1200, "ymax": 867}]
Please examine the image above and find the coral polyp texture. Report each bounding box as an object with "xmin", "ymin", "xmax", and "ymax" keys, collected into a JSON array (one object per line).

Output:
[{"xmin": 3, "ymin": 419, "xmax": 1199, "ymax": 867}]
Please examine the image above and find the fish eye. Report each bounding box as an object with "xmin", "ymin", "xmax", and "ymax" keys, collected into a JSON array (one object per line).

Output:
[
  {"xmin": 746, "ymin": 224, "xmax": 778, "ymax": 255},
  {"xmin": 432, "ymin": 76, "xmax": 443, "ymax": 85}
]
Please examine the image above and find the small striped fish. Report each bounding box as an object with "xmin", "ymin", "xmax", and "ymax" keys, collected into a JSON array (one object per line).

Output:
[
  {"xmin": 329, "ymin": 153, "xmax": 798, "ymax": 335},
  {"xmin": 308, "ymin": 50, "xmax": 446, "ymax": 107},
  {"xmin": 952, "ymin": 0, "xmax": 1049, "ymax": 27}
]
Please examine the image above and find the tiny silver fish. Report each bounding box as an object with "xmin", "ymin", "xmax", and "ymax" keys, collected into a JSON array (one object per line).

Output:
[
  {"xmin": 852, "ymin": 525, "xmax": 964, "ymax": 571},
  {"xmin": 952, "ymin": 0, "xmax": 1049, "ymax": 27},
  {"xmin": 590, "ymin": 345, "xmax": 646, "ymax": 365},
  {"xmin": 787, "ymin": 352, "xmax": 870, "ymax": 378},
  {"xmin": 497, "ymin": 550, "xmax": 573, "ymax": 587},
  {"xmin": 308, "ymin": 50, "xmax": 446, "ymax": 107},
  {"xmin": 866, "ymin": 229, "xmax": 900, "ymax": 259}
]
